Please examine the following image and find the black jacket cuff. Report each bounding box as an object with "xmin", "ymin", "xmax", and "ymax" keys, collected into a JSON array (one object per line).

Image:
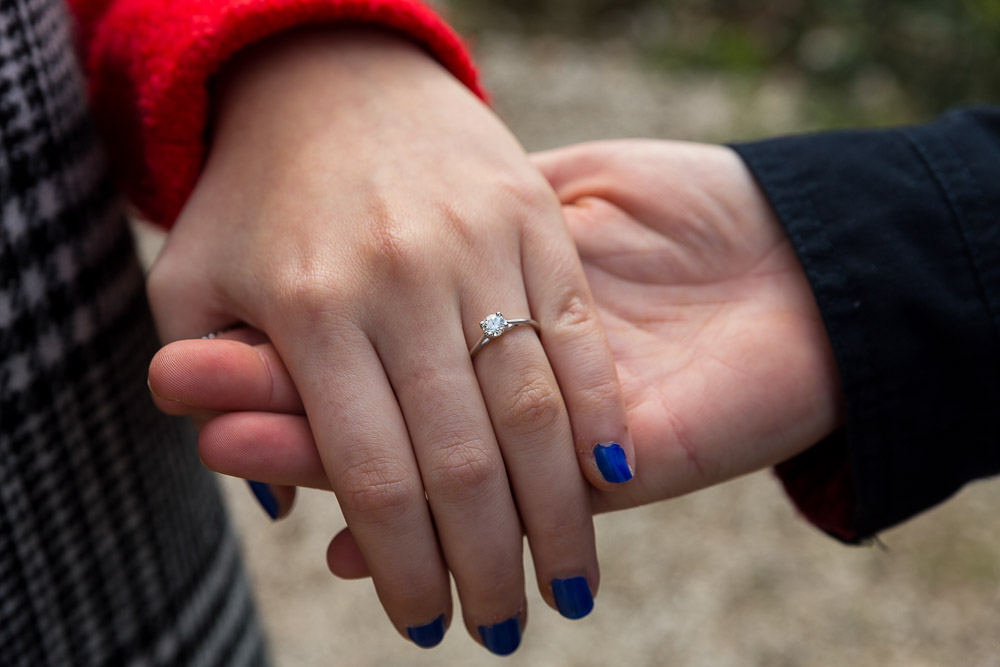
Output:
[{"xmin": 731, "ymin": 107, "xmax": 1000, "ymax": 541}]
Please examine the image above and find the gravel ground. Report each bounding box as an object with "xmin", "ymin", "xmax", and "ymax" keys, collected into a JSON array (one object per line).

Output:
[{"xmin": 134, "ymin": 32, "xmax": 1000, "ymax": 667}]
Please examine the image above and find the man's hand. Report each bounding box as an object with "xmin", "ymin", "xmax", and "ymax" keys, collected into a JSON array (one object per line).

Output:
[{"xmin": 534, "ymin": 140, "xmax": 842, "ymax": 513}]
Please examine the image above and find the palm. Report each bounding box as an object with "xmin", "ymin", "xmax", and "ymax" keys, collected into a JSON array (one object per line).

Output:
[{"xmin": 537, "ymin": 141, "xmax": 842, "ymax": 512}]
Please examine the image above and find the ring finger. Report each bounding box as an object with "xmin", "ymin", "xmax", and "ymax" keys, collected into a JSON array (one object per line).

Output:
[{"xmin": 275, "ymin": 326, "xmax": 455, "ymax": 649}]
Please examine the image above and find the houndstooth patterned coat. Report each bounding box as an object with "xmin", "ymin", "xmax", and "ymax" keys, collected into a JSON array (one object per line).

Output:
[{"xmin": 0, "ymin": 0, "xmax": 267, "ymax": 664}]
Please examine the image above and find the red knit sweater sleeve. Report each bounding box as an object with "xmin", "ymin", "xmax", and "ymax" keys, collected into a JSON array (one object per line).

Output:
[{"xmin": 67, "ymin": 0, "xmax": 483, "ymax": 228}]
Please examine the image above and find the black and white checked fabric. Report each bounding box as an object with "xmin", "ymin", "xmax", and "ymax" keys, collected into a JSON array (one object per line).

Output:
[{"xmin": 0, "ymin": 1, "xmax": 268, "ymax": 664}]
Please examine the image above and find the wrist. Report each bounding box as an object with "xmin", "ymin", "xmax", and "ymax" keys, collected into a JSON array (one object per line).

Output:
[{"xmin": 210, "ymin": 28, "xmax": 477, "ymax": 165}]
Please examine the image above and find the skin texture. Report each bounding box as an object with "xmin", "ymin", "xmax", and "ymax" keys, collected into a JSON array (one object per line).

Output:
[
  {"xmin": 149, "ymin": 139, "xmax": 845, "ymax": 646},
  {"xmin": 145, "ymin": 29, "xmax": 634, "ymax": 652}
]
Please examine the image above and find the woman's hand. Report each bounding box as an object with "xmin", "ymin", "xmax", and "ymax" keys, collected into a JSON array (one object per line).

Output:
[
  {"xmin": 151, "ymin": 139, "xmax": 843, "ymax": 563},
  {"xmin": 146, "ymin": 30, "xmax": 633, "ymax": 654}
]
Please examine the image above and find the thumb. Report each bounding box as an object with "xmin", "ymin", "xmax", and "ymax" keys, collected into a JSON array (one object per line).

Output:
[
  {"xmin": 530, "ymin": 141, "xmax": 618, "ymax": 202},
  {"xmin": 530, "ymin": 140, "xmax": 647, "ymax": 204}
]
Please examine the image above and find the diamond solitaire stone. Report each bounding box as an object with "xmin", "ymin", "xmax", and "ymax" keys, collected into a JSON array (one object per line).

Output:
[{"xmin": 481, "ymin": 312, "xmax": 508, "ymax": 339}]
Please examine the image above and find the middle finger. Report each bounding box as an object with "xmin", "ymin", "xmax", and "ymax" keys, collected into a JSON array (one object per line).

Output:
[{"xmin": 375, "ymin": 300, "xmax": 527, "ymax": 655}]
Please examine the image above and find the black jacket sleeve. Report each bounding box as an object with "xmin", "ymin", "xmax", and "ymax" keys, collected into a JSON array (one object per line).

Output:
[{"xmin": 731, "ymin": 107, "xmax": 1000, "ymax": 543}]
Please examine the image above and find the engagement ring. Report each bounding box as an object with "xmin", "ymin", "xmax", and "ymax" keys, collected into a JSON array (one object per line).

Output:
[{"xmin": 470, "ymin": 312, "xmax": 541, "ymax": 358}]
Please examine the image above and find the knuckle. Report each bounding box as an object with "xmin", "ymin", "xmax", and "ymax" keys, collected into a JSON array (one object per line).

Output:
[
  {"xmin": 434, "ymin": 200, "xmax": 477, "ymax": 251},
  {"xmin": 280, "ymin": 274, "xmax": 339, "ymax": 313},
  {"xmin": 473, "ymin": 566, "xmax": 524, "ymax": 605},
  {"xmin": 259, "ymin": 264, "xmax": 355, "ymax": 333},
  {"xmin": 357, "ymin": 209, "xmax": 422, "ymax": 282},
  {"xmin": 575, "ymin": 375, "xmax": 622, "ymax": 415},
  {"xmin": 551, "ymin": 291, "xmax": 598, "ymax": 335},
  {"xmin": 269, "ymin": 277, "xmax": 341, "ymax": 331},
  {"xmin": 426, "ymin": 437, "xmax": 500, "ymax": 503},
  {"xmin": 393, "ymin": 578, "xmax": 443, "ymax": 614},
  {"xmin": 337, "ymin": 456, "xmax": 417, "ymax": 526},
  {"xmin": 495, "ymin": 171, "xmax": 559, "ymax": 220},
  {"xmin": 537, "ymin": 504, "xmax": 589, "ymax": 554},
  {"xmin": 497, "ymin": 370, "xmax": 565, "ymax": 439}
]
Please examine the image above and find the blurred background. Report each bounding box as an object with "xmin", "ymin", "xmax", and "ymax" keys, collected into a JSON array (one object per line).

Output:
[
  {"xmin": 443, "ymin": 0, "xmax": 1000, "ymax": 134},
  {"xmin": 135, "ymin": 1, "xmax": 1000, "ymax": 665}
]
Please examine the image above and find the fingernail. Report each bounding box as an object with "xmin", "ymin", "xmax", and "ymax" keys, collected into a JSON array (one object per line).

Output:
[
  {"xmin": 407, "ymin": 614, "xmax": 446, "ymax": 648},
  {"xmin": 552, "ymin": 576, "xmax": 594, "ymax": 619},
  {"xmin": 478, "ymin": 616, "xmax": 522, "ymax": 656},
  {"xmin": 593, "ymin": 442, "xmax": 633, "ymax": 483},
  {"xmin": 247, "ymin": 480, "xmax": 279, "ymax": 520}
]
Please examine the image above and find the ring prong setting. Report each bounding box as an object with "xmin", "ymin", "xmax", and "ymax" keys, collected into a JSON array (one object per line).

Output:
[
  {"xmin": 470, "ymin": 312, "xmax": 539, "ymax": 358},
  {"xmin": 480, "ymin": 312, "xmax": 509, "ymax": 339}
]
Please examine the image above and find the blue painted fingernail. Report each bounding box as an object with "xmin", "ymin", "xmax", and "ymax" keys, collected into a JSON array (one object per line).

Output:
[
  {"xmin": 552, "ymin": 576, "xmax": 594, "ymax": 619},
  {"xmin": 407, "ymin": 614, "xmax": 446, "ymax": 648},
  {"xmin": 594, "ymin": 442, "xmax": 633, "ymax": 483},
  {"xmin": 247, "ymin": 480, "xmax": 280, "ymax": 520},
  {"xmin": 478, "ymin": 616, "xmax": 521, "ymax": 656}
]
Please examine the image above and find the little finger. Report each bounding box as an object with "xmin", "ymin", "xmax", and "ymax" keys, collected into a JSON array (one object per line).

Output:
[{"xmin": 521, "ymin": 221, "xmax": 636, "ymax": 490}]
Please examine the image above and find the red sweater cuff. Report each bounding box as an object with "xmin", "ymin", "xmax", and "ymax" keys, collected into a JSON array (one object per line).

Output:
[{"xmin": 76, "ymin": 0, "xmax": 483, "ymax": 227}]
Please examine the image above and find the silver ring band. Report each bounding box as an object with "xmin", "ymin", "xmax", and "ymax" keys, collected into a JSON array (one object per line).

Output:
[{"xmin": 470, "ymin": 312, "xmax": 540, "ymax": 358}]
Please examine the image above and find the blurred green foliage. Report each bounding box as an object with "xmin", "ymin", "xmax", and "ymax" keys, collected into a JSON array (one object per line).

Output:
[{"xmin": 443, "ymin": 0, "xmax": 1000, "ymax": 127}]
